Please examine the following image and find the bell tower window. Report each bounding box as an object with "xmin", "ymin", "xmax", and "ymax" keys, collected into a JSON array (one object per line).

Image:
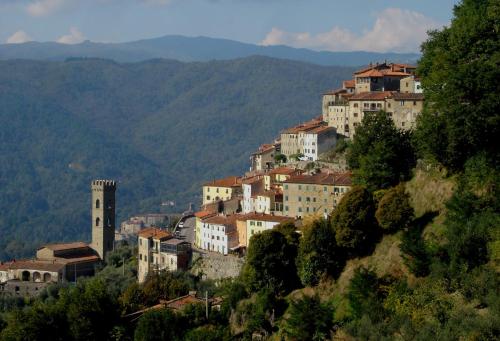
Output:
[
  {"xmin": 96, "ymin": 217, "xmax": 100, "ymax": 227},
  {"xmin": 96, "ymin": 199, "xmax": 100, "ymax": 209}
]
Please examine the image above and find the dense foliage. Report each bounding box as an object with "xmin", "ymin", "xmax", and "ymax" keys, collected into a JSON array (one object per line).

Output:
[
  {"xmin": 414, "ymin": 0, "xmax": 500, "ymax": 171},
  {"xmin": 375, "ymin": 184, "xmax": 414, "ymax": 232},
  {"xmin": 0, "ymin": 57, "xmax": 353, "ymax": 260},
  {"xmin": 347, "ymin": 110, "xmax": 415, "ymax": 191}
]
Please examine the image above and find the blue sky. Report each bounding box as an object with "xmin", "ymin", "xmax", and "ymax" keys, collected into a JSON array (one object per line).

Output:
[{"xmin": 0, "ymin": 0, "xmax": 459, "ymax": 52}]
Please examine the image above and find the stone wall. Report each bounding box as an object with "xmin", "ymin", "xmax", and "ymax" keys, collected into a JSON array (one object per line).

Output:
[{"xmin": 190, "ymin": 250, "xmax": 244, "ymax": 280}]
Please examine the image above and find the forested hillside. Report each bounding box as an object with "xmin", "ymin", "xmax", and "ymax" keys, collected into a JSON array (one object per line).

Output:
[{"xmin": 0, "ymin": 57, "xmax": 354, "ymax": 260}]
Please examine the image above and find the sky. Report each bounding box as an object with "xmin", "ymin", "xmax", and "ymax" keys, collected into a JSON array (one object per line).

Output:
[{"xmin": 0, "ymin": 0, "xmax": 460, "ymax": 53}]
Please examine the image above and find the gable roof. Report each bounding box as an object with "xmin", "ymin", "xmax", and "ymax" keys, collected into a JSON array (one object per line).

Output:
[
  {"xmin": 40, "ymin": 242, "xmax": 89, "ymax": 252},
  {"xmin": 137, "ymin": 227, "xmax": 172, "ymax": 240},
  {"xmin": 203, "ymin": 176, "xmax": 242, "ymax": 188}
]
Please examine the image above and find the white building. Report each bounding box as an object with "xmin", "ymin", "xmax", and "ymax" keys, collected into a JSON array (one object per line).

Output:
[
  {"xmin": 200, "ymin": 215, "xmax": 239, "ymax": 255},
  {"xmin": 242, "ymin": 176, "xmax": 264, "ymax": 214},
  {"xmin": 301, "ymin": 126, "xmax": 337, "ymax": 161}
]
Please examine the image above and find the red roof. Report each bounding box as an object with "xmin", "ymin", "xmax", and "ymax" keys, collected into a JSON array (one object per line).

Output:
[
  {"xmin": 138, "ymin": 227, "xmax": 172, "ymax": 240},
  {"xmin": 39, "ymin": 242, "xmax": 89, "ymax": 252},
  {"xmin": 284, "ymin": 172, "xmax": 352, "ymax": 186},
  {"xmin": 349, "ymin": 91, "xmax": 394, "ymax": 101},
  {"xmin": 343, "ymin": 79, "xmax": 355, "ymax": 88},
  {"xmin": 194, "ymin": 211, "xmax": 216, "ymax": 219},
  {"xmin": 269, "ymin": 167, "xmax": 302, "ymax": 176},
  {"xmin": 204, "ymin": 176, "xmax": 242, "ymax": 188},
  {"xmin": 237, "ymin": 213, "xmax": 294, "ymax": 223}
]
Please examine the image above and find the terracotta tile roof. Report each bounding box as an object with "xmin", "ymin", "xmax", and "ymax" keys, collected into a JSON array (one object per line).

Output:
[
  {"xmin": 194, "ymin": 211, "xmax": 216, "ymax": 219},
  {"xmin": 269, "ymin": 167, "xmax": 301, "ymax": 176},
  {"xmin": 349, "ymin": 91, "xmax": 394, "ymax": 101},
  {"xmin": 4, "ymin": 259, "xmax": 66, "ymax": 272},
  {"xmin": 40, "ymin": 242, "xmax": 89, "ymax": 252},
  {"xmin": 284, "ymin": 172, "xmax": 352, "ymax": 186},
  {"xmin": 306, "ymin": 125, "xmax": 336, "ymax": 134},
  {"xmin": 164, "ymin": 294, "xmax": 204, "ymax": 310},
  {"xmin": 137, "ymin": 227, "xmax": 172, "ymax": 240},
  {"xmin": 343, "ymin": 79, "xmax": 355, "ymax": 88},
  {"xmin": 390, "ymin": 93, "xmax": 425, "ymax": 100},
  {"xmin": 355, "ymin": 69, "xmax": 385, "ymax": 78},
  {"xmin": 59, "ymin": 255, "xmax": 100, "ymax": 265},
  {"xmin": 242, "ymin": 176, "xmax": 264, "ymax": 185},
  {"xmin": 238, "ymin": 213, "xmax": 294, "ymax": 223},
  {"xmin": 162, "ymin": 238, "xmax": 190, "ymax": 246},
  {"xmin": 282, "ymin": 117, "xmax": 325, "ymax": 134},
  {"xmin": 204, "ymin": 215, "xmax": 238, "ymax": 226},
  {"xmin": 203, "ymin": 176, "xmax": 242, "ymax": 188}
]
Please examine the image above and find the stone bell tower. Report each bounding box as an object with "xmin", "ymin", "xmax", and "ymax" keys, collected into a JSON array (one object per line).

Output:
[{"xmin": 91, "ymin": 180, "xmax": 116, "ymax": 260}]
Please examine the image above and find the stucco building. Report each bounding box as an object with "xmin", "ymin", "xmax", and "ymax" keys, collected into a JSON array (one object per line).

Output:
[{"xmin": 283, "ymin": 172, "xmax": 352, "ymax": 218}]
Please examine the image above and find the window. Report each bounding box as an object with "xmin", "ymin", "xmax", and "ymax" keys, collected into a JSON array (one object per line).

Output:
[
  {"xmin": 145, "ymin": 255, "xmax": 147, "ymax": 262},
  {"xmin": 400, "ymin": 100, "xmax": 405, "ymax": 106},
  {"xmin": 298, "ymin": 196, "xmax": 302, "ymax": 202},
  {"xmin": 312, "ymin": 149, "xmax": 315, "ymax": 153},
  {"xmin": 324, "ymin": 186, "xmax": 327, "ymax": 192},
  {"xmin": 257, "ymin": 222, "xmax": 262, "ymax": 227},
  {"xmin": 298, "ymin": 207, "xmax": 302, "ymax": 212},
  {"xmin": 377, "ymin": 103, "xmax": 381, "ymax": 108},
  {"xmin": 140, "ymin": 254, "xmax": 142, "ymax": 261},
  {"xmin": 206, "ymin": 195, "xmax": 210, "ymax": 201},
  {"xmin": 313, "ymin": 198, "xmax": 316, "ymax": 202},
  {"xmin": 95, "ymin": 217, "xmax": 100, "ymax": 226},
  {"xmin": 250, "ymin": 221, "xmax": 255, "ymax": 226},
  {"xmin": 306, "ymin": 197, "xmax": 310, "ymax": 202},
  {"xmin": 413, "ymin": 101, "xmax": 417, "ymax": 106},
  {"xmin": 95, "ymin": 199, "xmax": 100, "ymax": 209},
  {"xmin": 298, "ymin": 185, "xmax": 302, "ymax": 190},
  {"xmin": 284, "ymin": 185, "xmax": 288, "ymax": 190},
  {"xmin": 353, "ymin": 112, "xmax": 358, "ymax": 118},
  {"xmin": 353, "ymin": 103, "xmax": 358, "ymax": 108},
  {"xmin": 285, "ymin": 206, "xmax": 289, "ymax": 211},
  {"xmin": 285, "ymin": 196, "xmax": 288, "ymax": 201},
  {"xmin": 388, "ymin": 103, "xmax": 391, "ymax": 108}
]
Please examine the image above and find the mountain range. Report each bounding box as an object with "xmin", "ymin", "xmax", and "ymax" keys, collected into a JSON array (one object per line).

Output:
[
  {"xmin": 0, "ymin": 35, "xmax": 420, "ymax": 66},
  {"xmin": 0, "ymin": 56, "xmax": 354, "ymax": 260}
]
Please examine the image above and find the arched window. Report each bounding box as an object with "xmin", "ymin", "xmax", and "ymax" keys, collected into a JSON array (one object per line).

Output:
[
  {"xmin": 95, "ymin": 199, "xmax": 100, "ymax": 209},
  {"xmin": 95, "ymin": 217, "xmax": 100, "ymax": 226}
]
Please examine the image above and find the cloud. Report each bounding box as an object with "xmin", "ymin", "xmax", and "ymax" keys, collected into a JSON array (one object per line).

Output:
[
  {"xmin": 26, "ymin": 0, "xmax": 66, "ymax": 16},
  {"xmin": 6, "ymin": 30, "xmax": 33, "ymax": 44},
  {"xmin": 57, "ymin": 27, "xmax": 85, "ymax": 44},
  {"xmin": 261, "ymin": 8, "xmax": 441, "ymax": 53}
]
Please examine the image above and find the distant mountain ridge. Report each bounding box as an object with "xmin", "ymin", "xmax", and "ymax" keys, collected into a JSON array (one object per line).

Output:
[{"xmin": 0, "ymin": 35, "xmax": 420, "ymax": 66}]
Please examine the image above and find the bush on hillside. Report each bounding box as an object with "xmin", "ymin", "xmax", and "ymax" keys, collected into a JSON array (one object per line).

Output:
[
  {"xmin": 330, "ymin": 186, "xmax": 378, "ymax": 256},
  {"xmin": 375, "ymin": 184, "xmax": 414, "ymax": 232},
  {"xmin": 296, "ymin": 218, "xmax": 344, "ymax": 286}
]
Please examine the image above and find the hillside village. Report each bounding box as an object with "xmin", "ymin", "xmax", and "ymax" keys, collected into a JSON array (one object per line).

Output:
[
  {"xmin": 0, "ymin": 61, "xmax": 424, "ymax": 293},
  {"xmin": 136, "ymin": 61, "xmax": 425, "ymax": 281},
  {"xmin": 1, "ymin": 2, "xmax": 497, "ymax": 339}
]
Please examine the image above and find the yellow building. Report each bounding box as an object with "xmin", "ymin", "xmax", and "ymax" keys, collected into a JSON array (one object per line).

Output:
[{"xmin": 202, "ymin": 176, "xmax": 242, "ymax": 205}]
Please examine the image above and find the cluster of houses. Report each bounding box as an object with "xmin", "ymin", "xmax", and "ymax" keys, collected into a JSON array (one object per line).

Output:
[
  {"xmin": 1, "ymin": 61, "xmax": 425, "ymax": 292},
  {"xmin": 0, "ymin": 180, "xmax": 117, "ymax": 296},
  {"xmin": 190, "ymin": 61, "xmax": 424, "ymax": 257}
]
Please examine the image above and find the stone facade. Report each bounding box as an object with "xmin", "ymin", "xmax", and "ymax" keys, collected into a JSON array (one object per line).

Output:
[
  {"xmin": 283, "ymin": 172, "xmax": 352, "ymax": 218},
  {"xmin": 91, "ymin": 180, "xmax": 116, "ymax": 260}
]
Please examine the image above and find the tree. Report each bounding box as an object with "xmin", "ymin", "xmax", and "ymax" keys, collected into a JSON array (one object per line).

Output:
[
  {"xmin": 274, "ymin": 153, "xmax": 287, "ymax": 164},
  {"xmin": 347, "ymin": 111, "xmax": 415, "ymax": 191},
  {"xmin": 415, "ymin": 0, "xmax": 500, "ymax": 171},
  {"xmin": 400, "ymin": 226, "xmax": 431, "ymax": 277},
  {"xmin": 375, "ymin": 184, "xmax": 414, "ymax": 232},
  {"xmin": 241, "ymin": 230, "xmax": 300, "ymax": 295},
  {"xmin": 347, "ymin": 267, "xmax": 385, "ymax": 321},
  {"xmin": 280, "ymin": 294, "xmax": 333, "ymax": 341},
  {"xmin": 330, "ymin": 186, "xmax": 378, "ymax": 255},
  {"xmin": 296, "ymin": 218, "xmax": 344, "ymax": 286},
  {"xmin": 134, "ymin": 309, "xmax": 185, "ymax": 341}
]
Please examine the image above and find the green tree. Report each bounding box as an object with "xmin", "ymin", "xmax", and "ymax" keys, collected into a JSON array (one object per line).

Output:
[
  {"xmin": 375, "ymin": 184, "xmax": 414, "ymax": 232},
  {"xmin": 296, "ymin": 218, "xmax": 344, "ymax": 286},
  {"xmin": 415, "ymin": 0, "xmax": 500, "ymax": 171},
  {"xmin": 241, "ymin": 230, "xmax": 300, "ymax": 295},
  {"xmin": 400, "ymin": 225, "xmax": 431, "ymax": 277},
  {"xmin": 347, "ymin": 267, "xmax": 386, "ymax": 321},
  {"xmin": 347, "ymin": 111, "xmax": 415, "ymax": 191},
  {"xmin": 330, "ymin": 186, "xmax": 378, "ymax": 255},
  {"xmin": 274, "ymin": 153, "xmax": 287, "ymax": 164},
  {"xmin": 134, "ymin": 309, "xmax": 185, "ymax": 341},
  {"xmin": 280, "ymin": 295, "xmax": 333, "ymax": 341}
]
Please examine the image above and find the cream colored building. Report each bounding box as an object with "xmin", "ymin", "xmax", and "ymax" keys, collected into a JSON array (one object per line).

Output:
[
  {"xmin": 283, "ymin": 172, "xmax": 352, "ymax": 218},
  {"xmin": 386, "ymin": 93, "xmax": 424, "ymax": 129},
  {"xmin": 194, "ymin": 211, "xmax": 217, "ymax": 248},
  {"xmin": 243, "ymin": 213, "xmax": 294, "ymax": 247},
  {"xmin": 137, "ymin": 227, "xmax": 172, "ymax": 283},
  {"xmin": 400, "ymin": 75, "xmax": 422, "ymax": 94},
  {"xmin": 202, "ymin": 176, "xmax": 242, "ymax": 206}
]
